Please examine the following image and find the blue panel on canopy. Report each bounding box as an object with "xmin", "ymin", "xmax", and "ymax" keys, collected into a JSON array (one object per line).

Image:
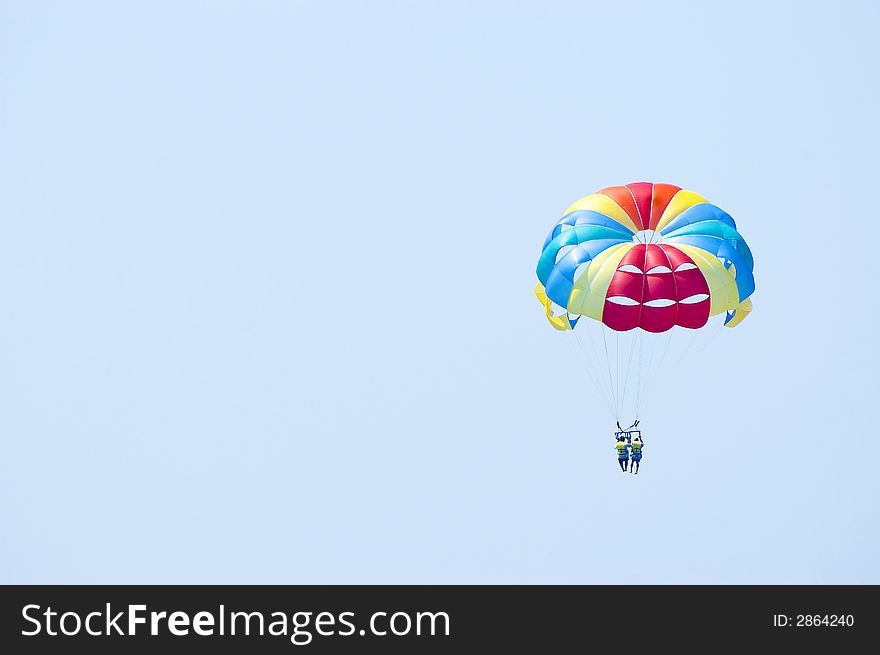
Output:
[{"xmin": 660, "ymin": 203, "xmax": 736, "ymax": 235}]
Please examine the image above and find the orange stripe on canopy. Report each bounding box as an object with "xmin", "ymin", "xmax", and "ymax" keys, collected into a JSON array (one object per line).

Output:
[
  {"xmin": 597, "ymin": 186, "xmax": 642, "ymax": 231},
  {"xmin": 649, "ymin": 183, "xmax": 682, "ymax": 230}
]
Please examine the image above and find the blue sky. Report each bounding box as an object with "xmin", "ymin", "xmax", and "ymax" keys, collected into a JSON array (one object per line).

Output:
[{"xmin": 1, "ymin": 0, "xmax": 878, "ymax": 583}]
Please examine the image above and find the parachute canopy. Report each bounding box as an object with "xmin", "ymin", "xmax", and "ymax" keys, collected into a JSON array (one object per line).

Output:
[{"xmin": 535, "ymin": 182, "xmax": 755, "ymax": 332}]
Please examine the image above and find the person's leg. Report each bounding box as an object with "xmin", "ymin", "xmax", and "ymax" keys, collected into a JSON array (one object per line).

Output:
[{"xmin": 634, "ymin": 459, "xmax": 639, "ymax": 474}]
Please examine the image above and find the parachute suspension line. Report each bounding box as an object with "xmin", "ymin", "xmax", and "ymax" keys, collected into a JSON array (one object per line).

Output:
[
  {"xmin": 635, "ymin": 329, "xmax": 645, "ymax": 420},
  {"xmin": 575, "ymin": 324, "xmax": 617, "ymax": 419},
  {"xmin": 696, "ymin": 312, "xmax": 726, "ymax": 355},
  {"xmin": 620, "ymin": 327, "xmax": 639, "ymax": 422},
  {"xmin": 601, "ymin": 324, "xmax": 618, "ymax": 422},
  {"xmin": 564, "ymin": 331, "xmax": 592, "ymax": 392},
  {"xmin": 676, "ymin": 325, "xmax": 703, "ymax": 366},
  {"xmin": 563, "ymin": 335, "xmax": 593, "ymax": 412},
  {"xmin": 570, "ymin": 328, "xmax": 616, "ymax": 420},
  {"xmin": 640, "ymin": 328, "xmax": 658, "ymax": 419},
  {"xmin": 641, "ymin": 326, "xmax": 673, "ymax": 414},
  {"xmin": 615, "ymin": 329, "xmax": 621, "ymax": 420},
  {"xmin": 659, "ymin": 326, "xmax": 674, "ymax": 368}
]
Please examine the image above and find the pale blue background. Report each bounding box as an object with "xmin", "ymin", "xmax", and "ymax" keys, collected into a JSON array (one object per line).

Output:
[{"xmin": 2, "ymin": 1, "xmax": 877, "ymax": 583}]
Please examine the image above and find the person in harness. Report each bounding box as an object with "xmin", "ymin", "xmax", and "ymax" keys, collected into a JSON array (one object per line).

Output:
[
  {"xmin": 615, "ymin": 435, "xmax": 630, "ymax": 472},
  {"xmin": 630, "ymin": 435, "xmax": 644, "ymax": 474}
]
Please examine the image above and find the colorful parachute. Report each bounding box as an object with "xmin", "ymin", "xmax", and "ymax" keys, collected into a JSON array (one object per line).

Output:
[
  {"xmin": 535, "ymin": 182, "xmax": 755, "ymax": 424},
  {"xmin": 535, "ymin": 182, "xmax": 754, "ymax": 333}
]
